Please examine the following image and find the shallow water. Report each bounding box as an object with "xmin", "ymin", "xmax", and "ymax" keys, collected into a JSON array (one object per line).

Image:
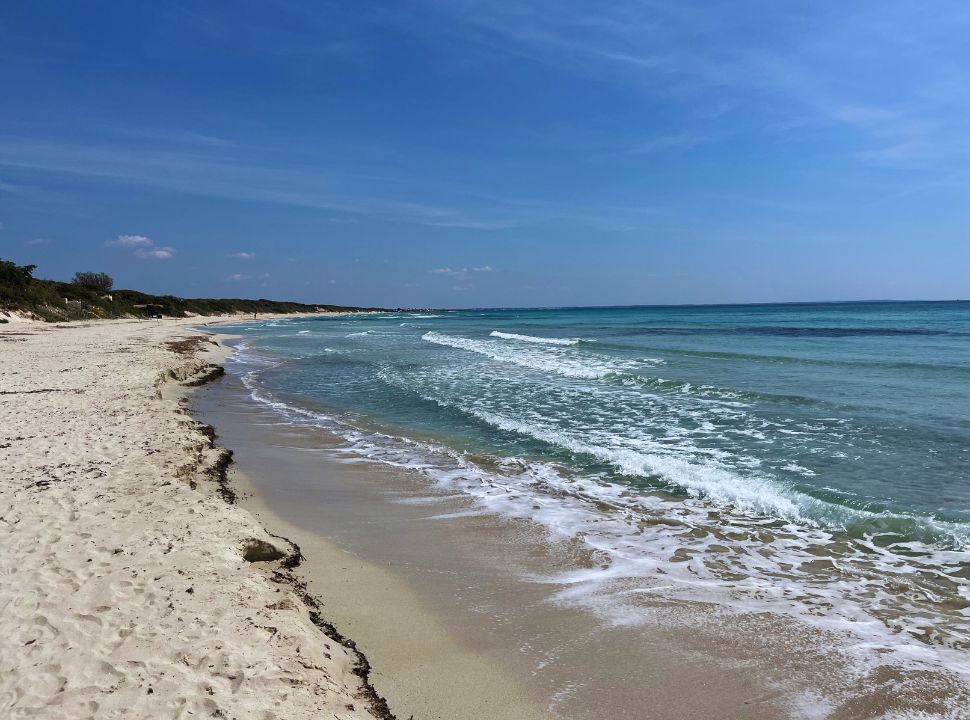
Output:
[{"xmin": 215, "ymin": 302, "xmax": 970, "ymax": 680}]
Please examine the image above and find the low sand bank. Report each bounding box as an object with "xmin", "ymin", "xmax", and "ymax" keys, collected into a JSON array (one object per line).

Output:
[{"xmin": 0, "ymin": 318, "xmax": 394, "ymax": 719}]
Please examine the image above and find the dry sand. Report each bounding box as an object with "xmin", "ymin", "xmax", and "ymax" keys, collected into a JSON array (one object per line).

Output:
[{"xmin": 0, "ymin": 317, "xmax": 393, "ymax": 720}]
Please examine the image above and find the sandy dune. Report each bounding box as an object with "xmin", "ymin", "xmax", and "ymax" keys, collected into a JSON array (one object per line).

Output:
[{"xmin": 0, "ymin": 318, "xmax": 393, "ymax": 720}]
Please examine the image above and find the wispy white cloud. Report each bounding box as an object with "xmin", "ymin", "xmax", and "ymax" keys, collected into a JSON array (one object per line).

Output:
[
  {"xmin": 621, "ymin": 133, "xmax": 713, "ymax": 157},
  {"xmin": 105, "ymin": 234, "xmax": 176, "ymax": 259},
  {"xmin": 430, "ymin": 265, "xmax": 494, "ymax": 278},
  {"xmin": 228, "ymin": 251, "xmax": 256, "ymax": 260},
  {"xmin": 226, "ymin": 271, "xmax": 269, "ymax": 281},
  {"xmin": 427, "ymin": 0, "xmax": 970, "ymax": 178},
  {"xmin": 0, "ymin": 139, "xmax": 525, "ymax": 230},
  {"xmin": 121, "ymin": 128, "xmax": 234, "ymax": 148},
  {"xmin": 420, "ymin": 217, "xmax": 522, "ymax": 230},
  {"xmin": 135, "ymin": 246, "xmax": 176, "ymax": 260},
  {"xmin": 26, "ymin": 237, "xmax": 50, "ymax": 245},
  {"xmin": 5, "ymin": 1, "xmax": 968, "ymax": 246},
  {"xmin": 106, "ymin": 234, "xmax": 153, "ymax": 247},
  {"xmin": 0, "ymin": 134, "xmax": 665, "ymax": 232}
]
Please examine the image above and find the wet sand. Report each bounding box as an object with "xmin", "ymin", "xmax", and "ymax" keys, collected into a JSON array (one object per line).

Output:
[{"xmin": 191, "ymin": 362, "xmax": 938, "ymax": 719}]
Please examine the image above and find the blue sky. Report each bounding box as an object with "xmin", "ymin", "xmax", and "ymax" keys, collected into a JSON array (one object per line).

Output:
[{"xmin": 1, "ymin": 1, "xmax": 969, "ymax": 307}]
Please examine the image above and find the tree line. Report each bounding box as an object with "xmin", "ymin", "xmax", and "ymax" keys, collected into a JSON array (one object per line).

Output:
[{"xmin": 1, "ymin": 257, "xmax": 386, "ymax": 321}]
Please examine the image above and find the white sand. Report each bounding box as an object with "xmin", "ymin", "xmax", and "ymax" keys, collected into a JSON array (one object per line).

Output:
[{"xmin": 0, "ymin": 318, "xmax": 392, "ymax": 719}]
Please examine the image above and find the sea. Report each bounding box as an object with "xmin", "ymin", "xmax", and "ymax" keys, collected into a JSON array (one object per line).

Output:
[{"xmin": 219, "ymin": 301, "xmax": 970, "ymax": 678}]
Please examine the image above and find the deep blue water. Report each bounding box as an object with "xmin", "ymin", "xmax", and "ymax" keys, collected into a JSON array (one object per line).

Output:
[{"xmin": 221, "ymin": 301, "xmax": 970, "ymax": 657}]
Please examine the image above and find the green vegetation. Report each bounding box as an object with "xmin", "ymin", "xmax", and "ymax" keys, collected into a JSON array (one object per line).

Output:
[
  {"xmin": 0, "ymin": 258, "xmax": 385, "ymax": 321},
  {"xmin": 73, "ymin": 271, "xmax": 114, "ymax": 292}
]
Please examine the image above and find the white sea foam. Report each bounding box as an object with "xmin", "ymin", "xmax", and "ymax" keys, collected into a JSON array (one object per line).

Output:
[
  {"xmin": 490, "ymin": 330, "xmax": 581, "ymax": 345},
  {"xmin": 466, "ymin": 407, "xmax": 806, "ymax": 520},
  {"xmin": 224, "ymin": 343, "xmax": 970, "ymax": 696},
  {"xmin": 381, "ymin": 354, "xmax": 970, "ymax": 552},
  {"xmin": 423, "ymin": 331, "xmax": 636, "ymax": 379}
]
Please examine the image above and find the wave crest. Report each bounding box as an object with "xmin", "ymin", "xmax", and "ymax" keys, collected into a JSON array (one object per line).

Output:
[
  {"xmin": 423, "ymin": 331, "xmax": 615, "ymax": 379},
  {"xmin": 490, "ymin": 330, "xmax": 580, "ymax": 345}
]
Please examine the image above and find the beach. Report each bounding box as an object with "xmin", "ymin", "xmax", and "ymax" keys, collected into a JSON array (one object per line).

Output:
[
  {"xmin": 5, "ymin": 4, "xmax": 968, "ymax": 717},
  {"xmin": 3, "ymin": 310, "xmax": 970, "ymax": 719},
  {"xmin": 0, "ymin": 317, "xmax": 394, "ymax": 719}
]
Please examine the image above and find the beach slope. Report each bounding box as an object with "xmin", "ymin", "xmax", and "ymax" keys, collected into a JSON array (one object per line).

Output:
[{"xmin": 0, "ymin": 318, "xmax": 392, "ymax": 719}]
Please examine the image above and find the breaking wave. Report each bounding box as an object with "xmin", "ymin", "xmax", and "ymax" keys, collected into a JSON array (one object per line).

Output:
[{"xmin": 490, "ymin": 330, "xmax": 582, "ymax": 345}]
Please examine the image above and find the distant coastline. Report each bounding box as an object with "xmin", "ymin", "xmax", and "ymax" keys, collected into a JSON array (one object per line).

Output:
[{"xmin": 1, "ymin": 255, "xmax": 431, "ymax": 322}]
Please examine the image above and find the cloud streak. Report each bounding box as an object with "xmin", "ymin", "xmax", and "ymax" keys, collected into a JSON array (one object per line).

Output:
[
  {"xmin": 134, "ymin": 246, "xmax": 176, "ymax": 260},
  {"xmin": 430, "ymin": 265, "xmax": 494, "ymax": 278},
  {"xmin": 226, "ymin": 271, "xmax": 269, "ymax": 281},
  {"xmin": 0, "ymin": 139, "xmax": 528, "ymax": 231},
  {"xmin": 0, "ymin": 134, "xmax": 670, "ymax": 232},
  {"xmin": 106, "ymin": 234, "xmax": 153, "ymax": 247},
  {"xmin": 106, "ymin": 234, "xmax": 176, "ymax": 260},
  {"xmin": 424, "ymin": 0, "xmax": 970, "ymax": 175}
]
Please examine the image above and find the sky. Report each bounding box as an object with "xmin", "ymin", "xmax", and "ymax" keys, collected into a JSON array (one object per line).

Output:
[{"xmin": 1, "ymin": 1, "xmax": 969, "ymax": 308}]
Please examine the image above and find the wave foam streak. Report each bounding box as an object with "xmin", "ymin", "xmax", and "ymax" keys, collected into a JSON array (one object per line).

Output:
[
  {"xmin": 422, "ymin": 331, "xmax": 661, "ymax": 379},
  {"xmin": 490, "ymin": 330, "xmax": 581, "ymax": 345}
]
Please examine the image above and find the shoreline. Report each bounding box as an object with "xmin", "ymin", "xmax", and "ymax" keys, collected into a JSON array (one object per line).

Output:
[
  {"xmin": 215, "ymin": 450, "xmax": 552, "ymax": 720},
  {"xmin": 195, "ymin": 320, "xmax": 970, "ymax": 719},
  {"xmin": 5, "ymin": 315, "xmax": 969, "ymax": 718},
  {"xmin": 0, "ymin": 317, "xmax": 397, "ymax": 719},
  {"xmin": 191, "ymin": 333, "xmax": 807, "ymax": 719}
]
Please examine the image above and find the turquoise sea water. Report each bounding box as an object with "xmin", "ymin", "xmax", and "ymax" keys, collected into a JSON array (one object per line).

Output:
[{"xmin": 222, "ymin": 301, "xmax": 970, "ymax": 669}]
